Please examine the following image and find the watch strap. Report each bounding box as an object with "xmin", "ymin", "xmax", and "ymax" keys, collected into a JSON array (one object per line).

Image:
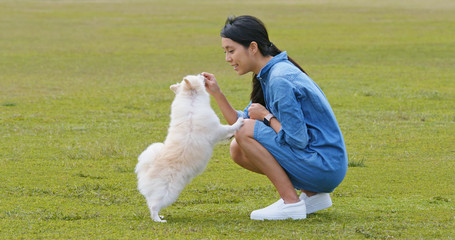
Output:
[{"xmin": 263, "ymin": 113, "xmax": 274, "ymax": 126}]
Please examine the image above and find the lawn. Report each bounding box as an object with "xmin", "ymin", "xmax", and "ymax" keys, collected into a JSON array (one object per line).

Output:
[{"xmin": 0, "ymin": 0, "xmax": 454, "ymax": 239}]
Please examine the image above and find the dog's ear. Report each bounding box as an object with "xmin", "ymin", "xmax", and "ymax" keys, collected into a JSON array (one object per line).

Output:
[
  {"xmin": 183, "ymin": 78, "xmax": 192, "ymax": 89},
  {"xmin": 170, "ymin": 83, "xmax": 180, "ymax": 94}
]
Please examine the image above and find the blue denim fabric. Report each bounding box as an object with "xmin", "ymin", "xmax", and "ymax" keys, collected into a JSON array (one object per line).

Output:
[{"xmin": 236, "ymin": 51, "xmax": 348, "ymax": 192}]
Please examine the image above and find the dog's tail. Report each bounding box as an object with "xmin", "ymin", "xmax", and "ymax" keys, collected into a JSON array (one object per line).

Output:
[{"xmin": 135, "ymin": 143, "xmax": 164, "ymax": 180}]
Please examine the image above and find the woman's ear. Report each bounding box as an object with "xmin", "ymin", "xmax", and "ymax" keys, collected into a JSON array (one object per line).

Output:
[{"xmin": 249, "ymin": 41, "xmax": 259, "ymax": 55}]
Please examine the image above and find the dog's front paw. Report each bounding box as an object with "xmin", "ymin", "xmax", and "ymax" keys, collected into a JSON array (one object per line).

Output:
[{"xmin": 234, "ymin": 117, "xmax": 244, "ymax": 130}]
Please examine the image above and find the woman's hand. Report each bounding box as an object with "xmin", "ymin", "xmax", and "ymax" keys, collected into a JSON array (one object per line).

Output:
[
  {"xmin": 201, "ymin": 72, "xmax": 238, "ymax": 125},
  {"xmin": 248, "ymin": 103, "xmax": 269, "ymax": 120},
  {"xmin": 201, "ymin": 72, "xmax": 221, "ymax": 96}
]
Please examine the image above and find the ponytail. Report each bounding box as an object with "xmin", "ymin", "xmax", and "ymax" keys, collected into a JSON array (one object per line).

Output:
[{"xmin": 251, "ymin": 43, "xmax": 307, "ymax": 105}]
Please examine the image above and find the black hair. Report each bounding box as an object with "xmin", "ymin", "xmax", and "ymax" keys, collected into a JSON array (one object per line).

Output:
[{"xmin": 220, "ymin": 15, "xmax": 307, "ymax": 106}]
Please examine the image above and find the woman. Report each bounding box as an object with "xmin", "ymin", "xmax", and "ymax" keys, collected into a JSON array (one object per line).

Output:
[{"xmin": 202, "ymin": 15, "xmax": 347, "ymax": 220}]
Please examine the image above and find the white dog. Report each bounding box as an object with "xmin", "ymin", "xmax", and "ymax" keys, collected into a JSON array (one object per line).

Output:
[{"xmin": 135, "ymin": 74, "xmax": 243, "ymax": 222}]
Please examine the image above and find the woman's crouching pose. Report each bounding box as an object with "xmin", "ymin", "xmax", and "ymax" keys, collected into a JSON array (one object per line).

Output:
[{"xmin": 203, "ymin": 15, "xmax": 348, "ymax": 220}]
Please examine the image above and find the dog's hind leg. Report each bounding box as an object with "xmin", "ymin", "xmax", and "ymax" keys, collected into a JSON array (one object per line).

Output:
[
  {"xmin": 136, "ymin": 143, "xmax": 164, "ymax": 178},
  {"xmin": 151, "ymin": 211, "xmax": 166, "ymax": 223},
  {"xmin": 146, "ymin": 198, "xmax": 167, "ymax": 223}
]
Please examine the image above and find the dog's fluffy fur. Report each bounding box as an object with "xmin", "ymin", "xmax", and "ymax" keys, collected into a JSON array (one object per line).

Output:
[{"xmin": 135, "ymin": 75, "xmax": 243, "ymax": 222}]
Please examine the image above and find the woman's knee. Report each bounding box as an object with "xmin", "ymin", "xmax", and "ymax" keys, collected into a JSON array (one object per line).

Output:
[
  {"xmin": 231, "ymin": 138, "xmax": 255, "ymax": 168},
  {"xmin": 230, "ymin": 128, "xmax": 266, "ymax": 175},
  {"xmin": 230, "ymin": 139, "xmax": 242, "ymax": 164},
  {"xmin": 234, "ymin": 119, "xmax": 255, "ymax": 143}
]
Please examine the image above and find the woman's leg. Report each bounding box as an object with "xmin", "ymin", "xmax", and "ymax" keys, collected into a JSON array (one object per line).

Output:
[
  {"xmin": 301, "ymin": 189, "xmax": 317, "ymax": 197},
  {"xmin": 231, "ymin": 119, "xmax": 299, "ymax": 204}
]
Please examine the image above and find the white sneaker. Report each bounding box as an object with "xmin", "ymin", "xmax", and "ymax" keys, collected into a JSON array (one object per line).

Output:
[
  {"xmin": 250, "ymin": 199, "xmax": 307, "ymax": 220},
  {"xmin": 300, "ymin": 193, "xmax": 332, "ymax": 214}
]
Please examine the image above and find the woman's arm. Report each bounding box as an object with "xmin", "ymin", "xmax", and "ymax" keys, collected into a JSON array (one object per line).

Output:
[
  {"xmin": 268, "ymin": 115, "xmax": 281, "ymax": 134},
  {"xmin": 212, "ymin": 90, "xmax": 239, "ymax": 125},
  {"xmin": 202, "ymin": 72, "xmax": 238, "ymax": 125},
  {"xmin": 247, "ymin": 103, "xmax": 281, "ymax": 134},
  {"xmin": 269, "ymin": 78, "xmax": 310, "ymax": 150}
]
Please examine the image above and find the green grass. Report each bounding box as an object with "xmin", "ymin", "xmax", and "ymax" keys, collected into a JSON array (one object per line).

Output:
[{"xmin": 1, "ymin": 0, "xmax": 454, "ymax": 239}]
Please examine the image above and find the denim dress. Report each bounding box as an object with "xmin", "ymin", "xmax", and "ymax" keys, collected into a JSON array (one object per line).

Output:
[{"xmin": 236, "ymin": 51, "xmax": 348, "ymax": 193}]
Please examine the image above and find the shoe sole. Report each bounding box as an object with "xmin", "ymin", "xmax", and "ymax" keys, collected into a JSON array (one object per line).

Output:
[{"xmin": 251, "ymin": 215, "xmax": 307, "ymax": 220}]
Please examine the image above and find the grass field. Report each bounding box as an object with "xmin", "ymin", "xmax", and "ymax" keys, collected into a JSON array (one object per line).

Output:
[{"xmin": 1, "ymin": 0, "xmax": 454, "ymax": 239}]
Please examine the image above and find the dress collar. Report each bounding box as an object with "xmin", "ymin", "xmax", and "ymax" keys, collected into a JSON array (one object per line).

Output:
[{"xmin": 257, "ymin": 51, "xmax": 288, "ymax": 80}]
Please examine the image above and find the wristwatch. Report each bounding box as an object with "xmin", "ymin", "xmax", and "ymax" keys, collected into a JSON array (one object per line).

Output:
[{"xmin": 263, "ymin": 113, "xmax": 275, "ymax": 127}]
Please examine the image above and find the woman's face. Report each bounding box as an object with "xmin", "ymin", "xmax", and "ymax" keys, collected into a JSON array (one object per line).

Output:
[{"xmin": 221, "ymin": 37, "xmax": 254, "ymax": 75}]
